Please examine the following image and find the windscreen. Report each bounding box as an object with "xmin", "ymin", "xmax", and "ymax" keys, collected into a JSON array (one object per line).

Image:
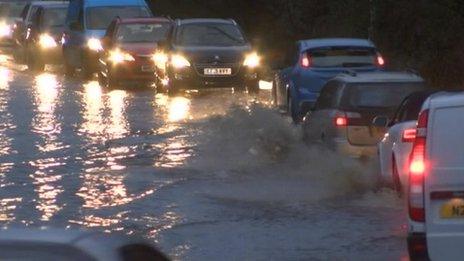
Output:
[
  {"xmin": 86, "ymin": 6, "xmax": 151, "ymax": 30},
  {"xmin": 342, "ymin": 82, "xmax": 425, "ymax": 109},
  {"xmin": 116, "ymin": 23, "xmax": 171, "ymax": 43},
  {"xmin": 176, "ymin": 23, "xmax": 246, "ymax": 47},
  {"xmin": 42, "ymin": 8, "xmax": 67, "ymax": 28},
  {"xmin": 0, "ymin": 2, "xmax": 26, "ymax": 17},
  {"xmin": 308, "ymin": 47, "xmax": 377, "ymax": 68}
]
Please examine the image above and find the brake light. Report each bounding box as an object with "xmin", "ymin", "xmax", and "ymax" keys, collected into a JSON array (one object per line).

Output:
[
  {"xmin": 402, "ymin": 128, "xmax": 417, "ymax": 143},
  {"xmin": 334, "ymin": 116, "xmax": 348, "ymax": 127},
  {"xmin": 301, "ymin": 53, "xmax": 312, "ymax": 68},
  {"xmin": 408, "ymin": 109, "xmax": 429, "ymax": 223},
  {"xmin": 376, "ymin": 53, "xmax": 385, "ymax": 67}
]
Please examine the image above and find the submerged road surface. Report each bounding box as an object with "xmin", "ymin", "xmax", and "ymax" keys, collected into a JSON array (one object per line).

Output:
[{"xmin": 0, "ymin": 60, "xmax": 408, "ymax": 260}]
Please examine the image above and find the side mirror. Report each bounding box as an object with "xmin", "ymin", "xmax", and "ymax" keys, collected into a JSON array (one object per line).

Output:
[
  {"xmin": 372, "ymin": 116, "xmax": 389, "ymax": 128},
  {"xmin": 69, "ymin": 21, "xmax": 83, "ymax": 31}
]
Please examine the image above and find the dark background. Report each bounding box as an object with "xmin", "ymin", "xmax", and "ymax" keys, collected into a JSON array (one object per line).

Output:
[{"xmin": 148, "ymin": 0, "xmax": 464, "ymax": 89}]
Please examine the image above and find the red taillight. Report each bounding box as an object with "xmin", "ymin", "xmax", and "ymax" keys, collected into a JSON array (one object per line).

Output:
[
  {"xmin": 408, "ymin": 110, "xmax": 429, "ymax": 223},
  {"xmin": 402, "ymin": 128, "xmax": 417, "ymax": 143},
  {"xmin": 376, "ymin": 53, "xmax": 385, "ymax": 67},
  {"xmin": 334, "ymin": 116, "xmax": 348, "ymax": 127},
  {"xmin": 301, "ymin": 53, "xmax": 312, "ymax": 68}
]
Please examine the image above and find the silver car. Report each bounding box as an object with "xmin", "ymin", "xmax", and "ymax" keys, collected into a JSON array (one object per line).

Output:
[{"xmin": 302, "ymin": 71, "xmax": 425, "ymax": 158}]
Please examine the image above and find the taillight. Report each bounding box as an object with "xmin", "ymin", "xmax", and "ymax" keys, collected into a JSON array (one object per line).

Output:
[
  {"xmin": 334, "ymin": 116, "xmax": 348, "ymax": 127},
  {"xmin": 408, "ymin": 109, "xmax": 429, "ymax": 223},
  {"xmin": 333, "ymin": 112, "xmax": 360, "ymax": 127},
  {"xmin": 376, "ymin": 53, "xmax": 385, "ymax": 67},
  {"xmin": 402, "ymin": 128, "xmax": 417, "ymax": 143},
  {"xmin": 300, "ymin": 53, "xmax": 312, "ymax": 68}
]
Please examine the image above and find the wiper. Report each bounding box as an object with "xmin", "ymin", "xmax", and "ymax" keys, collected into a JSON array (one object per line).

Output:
[{"xmin": 342, "ymin": 62, "xmax": 374, "ymax": 67}]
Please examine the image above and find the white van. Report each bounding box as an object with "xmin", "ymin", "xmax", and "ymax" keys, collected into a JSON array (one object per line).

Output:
[{"xmin": 407, "ymin": 92, "xmax": 464, "ymax": 260}]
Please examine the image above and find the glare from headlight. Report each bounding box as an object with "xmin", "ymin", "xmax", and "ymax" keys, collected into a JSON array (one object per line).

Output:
[
  {"xmin": 109, "ymin": 49, "xmax": 135, "ymax": 64},
  {"xmin": 152, "ymin": 51, "xmax": 168, "ymax": 69},
  {"xmin": 39, "ymin": 34, "xmax": 57, "ymax": 48},
  {"xmin": 87, "ymin": 38, "xmax": 103, "ymax": 51},
  {"xmin": 0, "ymin": 23, "xmax": 11, "ymax": 37},
  {"xmin": 243, "ymin": 52, "xmax": 261, "ymax": 68},
  {"xmin": 171, "ymin": 54, "xmax": 190, "ymax": 69}
]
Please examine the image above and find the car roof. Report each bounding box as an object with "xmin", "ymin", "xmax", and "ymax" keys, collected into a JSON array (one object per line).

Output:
[
  {"xmin": 427, "ymin": 91, "xmax": 464, "ymax": 105},
  {"xmin": 298, "ymin": 38, "xmax": 375, "ymax": 51},
  {"xmin": 117, "ymin": 17, "xmax": 171, "ymax": 24},
  {"xmin": 39, "ymin": 3, "xmax": 69, "ymax": 8},
  {"xmin": 333, "ymin": 71, "xmax": 424, "ymax": 84},
  {"xmin": 176, "ymin": 18, "xmax": 236, "ymax": 26},
  {"xmin": 83, "ymin": 0, "xmax": 148, "ymax": 7},
  {"xmin": 30, "ymin": 1, "xmax": 66, "ymax": 5}
]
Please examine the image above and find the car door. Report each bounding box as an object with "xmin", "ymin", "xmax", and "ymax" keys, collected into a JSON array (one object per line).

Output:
[{"xmin": 277, "ymin": 43, "xmax": 299, "ymax": 107}]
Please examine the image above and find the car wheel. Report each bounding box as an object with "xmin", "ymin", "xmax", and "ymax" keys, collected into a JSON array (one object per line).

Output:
[
  {"xmin": 64, "ymin": 60, "xmax": 76, "ymax": 77},
  {"xmin": 288, "ymin": 94, "xmax": 301, "ymax": 123},
  {"xmin": 167, "ymin": 82, "xmax": 180, "ymax": 96},
  {"xmin": 27, "ymin": 50, "xmax": 44, "ymax": 72},
  {"xmin": 392, "ymin": 157, "xmax": 403, "ymax": 197},
  {"xmin": 271, "ymin": 79, "xmax": 278, "ymax": 105},
  {"xmin": 247, "ymin": 79, "xmax": 260, "ymax": 94},
  {"xmin": 98, "ymin": 71, "xmax": 108, "ymax": 88}
]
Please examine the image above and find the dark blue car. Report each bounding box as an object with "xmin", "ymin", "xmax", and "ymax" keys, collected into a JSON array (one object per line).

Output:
[{"xmin": 272, "ymin": 38, "xmax": 385, "ymax": 122}]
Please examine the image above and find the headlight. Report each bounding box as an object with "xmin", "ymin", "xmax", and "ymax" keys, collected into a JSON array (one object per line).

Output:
[
  {"xmin": 243, "ymin": 52, "xmax": 261, "ymax": 68},
  {"xmin": 152, "ymin": 51, "xmax": 169, "ymax": 69},
  {"xmin": 171, "ymin": 54, "xmax": 190, "ymax": 69},
  {"xmin": 109, "ymin": 49, "xmax": 135, "ymax": 64},
  {"xmin": 0, "ymin": 23, "xmax": 11, "ymax": 37},
  {"xmin": 87, "ymin": 38, "xmax": 103, "ymax": 51},
  {"xmin": 39, "ymin": 34, "xmax": 57, "ymax": 48}
]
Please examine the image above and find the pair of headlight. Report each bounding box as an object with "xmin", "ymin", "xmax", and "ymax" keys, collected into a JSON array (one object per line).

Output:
[{"xmin": 151, "ymin": 52, "xmax": 261, "ymax": 69}]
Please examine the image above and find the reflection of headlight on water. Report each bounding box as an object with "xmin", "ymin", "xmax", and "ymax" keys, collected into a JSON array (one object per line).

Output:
[
  {"xmin": 0, "ymin": 23, "xmax": 11, "ymax": 37},
  {"xmin": 39, "ymin": 34, "xmax": 57, "ymax": 48},
  {"xmin": 168, "ymin": 97, "xmax": 190, "ymax": 122}
]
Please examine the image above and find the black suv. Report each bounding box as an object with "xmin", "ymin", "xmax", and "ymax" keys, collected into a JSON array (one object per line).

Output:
[{"xmin": 154, "ymin": 19, "xmax": 261, "ymax": 94}]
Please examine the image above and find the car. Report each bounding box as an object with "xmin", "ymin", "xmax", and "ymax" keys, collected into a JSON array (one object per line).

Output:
[
  {"xmin": 302, "ymin": 71, "xmax": 425, "ymax": 159},
  {"xmin": 24, "ymin": 2, "xmax": 69, "ymax": 71},
  {"xmin": 406, "ymin": 91, "xmax": 464, "ymax": 261},
  {"xmin": 0, "ymin": 229, "xmax": 169, "ymax": 260},
  {"xmin": 97, "ymin": 17, "xmax": 173, "ymax": 88},
  {"xmin": 0, "ymin": 0, "xmax": 29, "ymax": 46},
  {"xmin": 153, "ymin": 18, "xmax": 261, "ymax": 95},
  {"xmin": 12, "ymin": 1, "xmax": 64, "ymax": 63},
  {"xmin": 272, "ymin": 38, "xmax": 385, "ymax": 122},
  {"xmin": 62, "ymin": 0, "xmax": 153, "ymax": 78},
  {"xmin": 377, "ymin": 90, "xmax": 437, "ymax": 193}
]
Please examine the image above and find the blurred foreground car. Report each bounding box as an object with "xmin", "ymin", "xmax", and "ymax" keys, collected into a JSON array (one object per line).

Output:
[
  {"xmin": 98, "ymin": 17, "xmax": 172, "ymax": 88},
  {"xmin": 378, "ymin": 90, "xmax": 437, "ymax": 193},
  {"xmin": 302, "ymin": 71, "xmax": 425, "ymax": 158},
  {"xmin": 0, "ymin": 0, "xmax": 28, "ymax": 46},
  {"xmin": 0, "ymin": 229, "xmax": 169, "ymax": 261},
  {"xmin": 273, "ymin": 38, "xmax": 385, "ymax": 122},
  {"xmin": 62, "ymin": 0, "xmax": 153, "ymax": 77},
  {"xmin": 407, "ymin": 92, "xmax": 464, "ymax": 261},
  {"xmin": 153, "ymin": 19, "xmax": 261, "ymax": 95},
  {"xmin": 25, "ymin": 2, "xmax": 69, "ymax": 71},
  {"xmin": 13, "ymin": 1, "xmax": 64, "ymax": 63}
]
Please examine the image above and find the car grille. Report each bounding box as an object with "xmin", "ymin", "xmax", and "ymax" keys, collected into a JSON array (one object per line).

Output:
[{"xmin": 193, "ymin": 63, "xmax": 241, "ymax": 77}]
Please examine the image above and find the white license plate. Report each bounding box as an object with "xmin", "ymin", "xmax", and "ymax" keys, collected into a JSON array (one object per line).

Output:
[
  {"xmin": 204, "ymin": 68, "xmax": 232, "ymax": 75},
  {"xmin": 141, "ymin": 65, "xmax": 154, "ymax": 72}
]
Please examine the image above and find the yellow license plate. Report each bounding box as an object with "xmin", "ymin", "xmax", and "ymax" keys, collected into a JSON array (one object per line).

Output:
[{"xmin": 440, "ymin": 200, "xmax": 464, "ymax": 218}]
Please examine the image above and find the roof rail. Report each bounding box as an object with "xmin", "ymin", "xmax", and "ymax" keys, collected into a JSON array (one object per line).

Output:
[{"xmin": 228, "ymin": 19, "xmax": 237, "ymax": 25}]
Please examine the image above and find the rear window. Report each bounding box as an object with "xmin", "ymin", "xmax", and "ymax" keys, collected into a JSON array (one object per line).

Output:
[
  {"xmin": 341, "ymin": 82, "xmax": 425, "ymax": 109},
  {"xmin": 116, "ymin": 23, "xmax": 171, "ymax": 43},
  {"xmin": 42, "ymin": 8, "xmax": 68, "ymax": 28},
  {"xmin": 307, "ymin": 47, "xmax": 377, "ymax": 68},
  {"xmin": 175, "ymin": 23, "xmax": 247, "ymax": 47},
  {"xmin": 86, "ymin": 6, "xmax": 151, "ymax": 30}
]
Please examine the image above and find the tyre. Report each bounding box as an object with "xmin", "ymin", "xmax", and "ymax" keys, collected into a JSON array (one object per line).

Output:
[
  {"xmin": 247, "ymin": 79, "xmax": 260, "ymax": 94},
  {"xmin": 167, "ymin": 82, "xmax": 180, "ymax": 96},
  {"xmin": 288, "ymin": 94, "xmax": 301, "ymax": 123},
  {"xmin": 98, "ymin": 71, "xmax": 108, "ymax": 87},
  {"xmin": 64, "ymin": 60, "xmax": 76, "ymax": 77},
  {"xmin": 82, "ymin": 62, "xmax": 94, "ymax": 80},
  {"xmin": 271, "ymin": 79, "xmax": 278, "ymax": 106},
  {"xmin": 392, "ymin": 157, "xmax": 403, "ymax": 196},
  {"xmin": 27, "ymin": 50, "xmax": 45, "ymax": 72}
]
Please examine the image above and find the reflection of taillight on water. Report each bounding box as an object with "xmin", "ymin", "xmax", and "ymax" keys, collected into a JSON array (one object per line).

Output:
[
  {"xmin": 402, "ymin": 128, "xmax": 417, "ymax": 142},
  {"xmin": 408, "ymin": 109, "xmax": 429, "ymax": 222}
]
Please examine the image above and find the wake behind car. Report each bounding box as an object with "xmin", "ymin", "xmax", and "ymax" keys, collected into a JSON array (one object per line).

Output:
[
  {"xmin": 62, "ymin": 0, "xmax": 153, "ymax": 78},
  {"xmin": 406, "ymin": 92, "xmax": 464, "ymax": 261},
  {"xmin": 153, "ymin": 18, "xmax": 261, "ymax": 95},
  {"xmin": 98, "ymin": 17, "xmax": 172, "ymax": 88},
  {"xmin": 25, "ymin": 2, "xmax": 69, "ymax": 71},
  {"xmin": 302, "ymin": 71, "xmax": 425, "ymax": 158},
  {"xmin": 273, "ymin": 38, "xmax": 385, "ymax": 122},
  {"xmin": 0, "ymin": 0, "xmax": 28, "ymax": 46}
]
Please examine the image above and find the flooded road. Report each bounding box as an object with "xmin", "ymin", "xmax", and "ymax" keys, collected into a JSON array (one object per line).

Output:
[{"xmin": 0, "ymin": 61, "xmax": 408, "ymax": 260}]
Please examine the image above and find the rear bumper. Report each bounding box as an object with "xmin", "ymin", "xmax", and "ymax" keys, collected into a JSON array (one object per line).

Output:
[
  {"xmin": 331, "ymin": 139, "xmax": 378, "ymax": 158},
  {"xmin": 408, "ymin": 233, "xmax": 430, "ymax": 261}
]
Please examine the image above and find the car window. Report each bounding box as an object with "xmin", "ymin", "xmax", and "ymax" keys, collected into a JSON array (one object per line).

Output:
[
  {"xmin": 316, "ymin": 81, "xmax": 340, "ymax": 110},
  {"xmin": 86, "ymin": 6, "xmax": 151, "ymax": 30},
  {"xmin": 306, "ymin": 47, "xmax": 377, "ymax": 68},
  {"xmin": 26, "ymin": 6, "xmax": 40, "ymax": 23},
  {"xmin": 341, "ymin": 82, "xmax": 425, "ymax": 109},
  {"xmin": 41, "ymin": 8, "xmax": 68, "ymax": 28},
  {"xmin": 175, "ymin": 23, "xmax": 246, "ymax": 47},
  {"xmin": 116, "ymin": 23, "xmax": 171, "ymax": 43}
]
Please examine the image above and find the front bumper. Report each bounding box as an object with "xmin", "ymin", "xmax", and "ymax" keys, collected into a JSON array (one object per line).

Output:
[
  {"xmin": 109, "ymin": 62, "xmax": 155, "ymax": 82},
  {"xmin": 167, "ymin": 64, "xmax": 258, "ymax": 89}
]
